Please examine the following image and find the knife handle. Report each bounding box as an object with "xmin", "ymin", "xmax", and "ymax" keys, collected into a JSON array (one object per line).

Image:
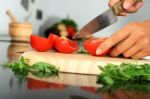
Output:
[{"xmin": 112, "ymin": 0, "xmax": 142, "ymax": 15}]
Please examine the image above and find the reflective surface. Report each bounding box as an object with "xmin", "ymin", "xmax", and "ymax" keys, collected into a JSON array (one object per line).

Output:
[{"xmin": 1, "ymin": 38, "xmax": 150, "ymax": 99}]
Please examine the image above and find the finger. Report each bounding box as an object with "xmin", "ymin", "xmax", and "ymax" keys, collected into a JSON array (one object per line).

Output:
[
  {"xmin": 125, "ymin": 2, "xmax": 144, "ymax": 13},
  {"xmin": 108, "ymin": 0, "xmax": 120, "ymax": 7},
  {"xmin": 131, "ymin": 50, "xmax": 149, "ymax": 59},
  {"xmin": 123, "ymin": 0, "xmax": 142, "ymax": 9},
  {"xmin": 96, "ymin": 25, "xmax": 131, "ymax": 55},
  {"xmin": 123, "ymin": 41, "xmax": 144, "ymax": 58},
  {"xmin": 118, "ymin": 12, "xmax": 128, "ymax": 16},
  {"xmin": 110, "ymin": 33, "xmax": 138, "ymax": 57}
]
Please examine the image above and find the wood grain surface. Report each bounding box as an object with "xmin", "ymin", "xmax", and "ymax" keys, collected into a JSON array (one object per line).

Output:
[{"xmin": 22, "ymin": 51, "xmax": 150, "ymax": 75}]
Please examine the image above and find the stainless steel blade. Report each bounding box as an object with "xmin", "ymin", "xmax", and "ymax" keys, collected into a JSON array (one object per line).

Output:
[{"xmin": 73, "ymin": 9, "xmax": 118, "ymax": 39}]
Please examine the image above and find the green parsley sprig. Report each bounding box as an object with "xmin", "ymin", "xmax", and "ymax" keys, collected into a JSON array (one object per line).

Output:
[
  {"xmin": 5, "ymin": 57, "xmax": 59, "ymax": 78},
  {"xmin": 97, "ymin": 63, "xmax": 150, "ymax": 85}
]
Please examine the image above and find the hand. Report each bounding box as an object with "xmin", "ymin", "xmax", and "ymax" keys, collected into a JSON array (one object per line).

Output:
[
  {"xmin": 108, "ymin": 0, "xmax": 144, "ymax": 16},
  {"xmin": 96, "ymin": 20, "xmax": 150, "ymax": 59}
]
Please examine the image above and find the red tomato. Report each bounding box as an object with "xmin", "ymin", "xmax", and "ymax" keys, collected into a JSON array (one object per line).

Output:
[
  {"xmin": 55, "ymin": 37, "xmax": 79, "ymax": 53},
  {"xmin": 83, "ymin": 38, "xmax": 110, "ymax": 56},
  {"xmin": 30, "ymin": 35, "xmax": 52, "ymax": 52},
  {"xmin": 48, "ymin": 33, "xmax": 59, "ymax": 46},
  {"xmin": 67, "ymin": 26, "xmax": 76, "ymax": 36}
]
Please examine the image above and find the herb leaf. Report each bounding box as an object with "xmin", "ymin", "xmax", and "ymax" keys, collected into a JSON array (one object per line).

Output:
[
  {"xmin": 97, "ymin": 63, "xmax": 150, "ymax": 85},
  {"xmin": 7, "ymin": 57, "xmax": 30, "ymax": 78},
  {"xmin": 31, "ymin": 62, "xmax": 59, "ymax": 78},
  {"xmin": 5, "ymin": 57, "xmax": 59, "ymax": 79}
]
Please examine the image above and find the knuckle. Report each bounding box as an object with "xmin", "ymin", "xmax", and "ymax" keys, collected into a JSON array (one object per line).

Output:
[
  {"xmin": 114, "ymin": 46, "xmax": 122, "ymax": 54},
  {"xmin": 143, "ymin": 38, "xmax": 149, "ymax": 44},
  {"xmin": 128, "ymin": 22, "xmax": 140, "ymax": 28},
  {"xmin": 123, "ymin": 52, "xmax": 130, "ymax": 58}
]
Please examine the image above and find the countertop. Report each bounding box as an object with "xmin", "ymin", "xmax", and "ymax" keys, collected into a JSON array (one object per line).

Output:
[{"xmin": 0, "ymin": 36, "xmax": 150, "ymax": 99}]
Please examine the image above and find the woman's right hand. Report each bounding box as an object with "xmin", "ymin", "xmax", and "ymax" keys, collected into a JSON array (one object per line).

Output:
[{"xmin": 108, "ymin": 0, "xmax": 144, "ymax": 16}]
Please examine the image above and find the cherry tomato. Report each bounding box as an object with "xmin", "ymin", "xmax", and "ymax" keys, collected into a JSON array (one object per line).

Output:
[
  {"xmin": 30, "ymin": 35, "xmax": 53, "ymax": 52},
  {"xmin": 55, "ymin": 37, "xmax": 79, "ymax": 53},
  {"xmin": 83, "ymin": 38, "xmax": 110, "ymax": 56}
]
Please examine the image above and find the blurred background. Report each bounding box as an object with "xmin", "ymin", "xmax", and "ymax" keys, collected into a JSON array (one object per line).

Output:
[{"xmin": 0, "ymin": 0, "xmax": 150, "ymax": 37}]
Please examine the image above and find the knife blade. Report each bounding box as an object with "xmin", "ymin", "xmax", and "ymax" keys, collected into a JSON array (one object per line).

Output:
[{"xmin": 73, "ymin": 0, "xmax": 141, "ymax": 39}]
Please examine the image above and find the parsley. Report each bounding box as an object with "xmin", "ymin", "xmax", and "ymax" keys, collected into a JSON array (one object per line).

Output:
[
  {"xmin": 6, "ymin": 57, "xmax": 30, "ymax": 78},
  {"xmin": 32, "ymin": 62, "xmax": 59, "ymax": 78},
  {"xmin": 5, "ymin": 57, "xmax": 59, "ymax": 78},
  {"xmin": 97, "ymin": 63, "xmax": 150, "ymax": 85}
]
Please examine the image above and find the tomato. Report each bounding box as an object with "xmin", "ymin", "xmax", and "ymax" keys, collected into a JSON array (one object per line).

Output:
[
  {"xmin": 48, "ymin": 33, "xmax": 59, "ymax": 46},
  {"xmin": 30, "ymin": 35, "xmax": 52, "ymax": 52},
  {"xmin": 83, "ymin": 38, "xmax": 110, "ymax": 56},
  {"xmin": 55, "ymin": 37, "xmax": 79, "ymax": 53},
  {"xmin": 67, "ymin": 26, "xmax": 76, "ymax": 36}
]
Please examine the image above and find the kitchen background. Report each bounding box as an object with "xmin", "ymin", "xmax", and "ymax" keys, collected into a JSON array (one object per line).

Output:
[{"xmin": 0, "ymin": 0, "xmax": 150, "ymax": 37}]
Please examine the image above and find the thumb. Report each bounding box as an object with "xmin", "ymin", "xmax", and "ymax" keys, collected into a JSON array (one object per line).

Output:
[{"xmin": 123, "ymin": 0, "xmax": 137, "ymax": 9}]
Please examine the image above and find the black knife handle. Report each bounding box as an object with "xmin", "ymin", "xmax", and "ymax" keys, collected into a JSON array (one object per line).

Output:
[{"xmin": 112, "ymin": 0, "xmax": 142, "ymax": 15}]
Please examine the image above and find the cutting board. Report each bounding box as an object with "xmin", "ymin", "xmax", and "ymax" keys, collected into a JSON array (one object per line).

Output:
[
  {"xmin": 28, "ymin": 72, "xmax": 98, "ymax": 87},
  {"xmin": 21, "ymin": 51, "xmax": 150, "ymax": 75}
]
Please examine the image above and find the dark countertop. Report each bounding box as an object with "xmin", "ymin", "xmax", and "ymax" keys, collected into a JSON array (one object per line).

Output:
[{"xmin": 0, "ymin": 36, "xmax": 150, "ymax": 99}]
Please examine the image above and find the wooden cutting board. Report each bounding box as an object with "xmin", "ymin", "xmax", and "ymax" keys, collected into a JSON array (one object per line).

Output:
[
  {"xmin": 28, "ymin": 73, "xmax": 98, "ymax": 87},
  {"xmin": 21, "ymin": 51, "xmax": 150, "ymax": 75}
]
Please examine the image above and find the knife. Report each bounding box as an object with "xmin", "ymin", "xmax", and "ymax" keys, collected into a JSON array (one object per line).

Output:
[{"xmin": 73, "ymin": 0, "xmax": 142, "ymax": 39}]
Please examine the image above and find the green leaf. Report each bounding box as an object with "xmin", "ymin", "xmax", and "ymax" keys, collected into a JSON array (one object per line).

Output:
[
  {"xmin": 97, "ymin": 63, "xmax": 150, "ymax": 85},
  {"xmin": 32, "ymin": 62, "xmax": 59, "ymax": 78}
]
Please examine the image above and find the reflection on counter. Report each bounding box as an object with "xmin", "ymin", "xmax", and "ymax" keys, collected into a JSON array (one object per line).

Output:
[
  {"xmin": 7, "ymin": 42, "xmax": 30, "ymax": 61},
  {"xmin": 97, "ymin": 81, "xmax": 150, "ymax": 99}
]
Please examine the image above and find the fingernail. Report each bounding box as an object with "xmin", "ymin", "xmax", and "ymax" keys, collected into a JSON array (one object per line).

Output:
[
  {"xmin": 123, "ymin": 2, "xmax": 131, "ymax": 9},
  {"xmin": 96, "ymin": 49, "xmax": 102, "ymax": 55}
]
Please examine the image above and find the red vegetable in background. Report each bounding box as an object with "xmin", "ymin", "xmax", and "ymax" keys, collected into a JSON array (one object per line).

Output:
[
  {"xmin": 55, "ymin": 37, "xmax": 79, "ymax": 53},
  {"xmin": 83, "ymin": 38, "xmax": 110, "ymax": 56},
  {"xmin": 67, "ymin": 26, "xmax": 76, "ymax": 37}
]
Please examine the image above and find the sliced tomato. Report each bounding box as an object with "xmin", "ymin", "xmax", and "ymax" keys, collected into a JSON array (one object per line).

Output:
[
  {"xmin": 30, "ymin": 35, "xmax": 52, "ymax": 52},
  {"xmin": 48, "ymin": 33, "xmax": 59, "ymax": 46},
  {"xmin": 55, "ymin": 37, "xmax": 79, "ymax": 53},
  {"xmin": 83, "ymin": 38, "xmax": 110, "ymax": 56}
]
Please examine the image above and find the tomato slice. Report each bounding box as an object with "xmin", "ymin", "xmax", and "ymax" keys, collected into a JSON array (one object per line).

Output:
[
  {"xmin": 48, "ymin": 33, "xmax": 59, "ymax": 46},
  {"xmin": 83, "ymin": 38, "xmax": 110, "ymax": 56},
  {"xmin": 30, "ymin": 35, "xmax": 53, "ymax": 52},
  {"xmin": 55, "ymin": 37, "xmax": 79, "ymax": 53}
]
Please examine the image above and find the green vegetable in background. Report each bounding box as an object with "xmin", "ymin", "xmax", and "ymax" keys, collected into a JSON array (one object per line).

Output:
[{"xmin": 97, "ymin": 63, "xmax": 150, "ymax": 85}]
